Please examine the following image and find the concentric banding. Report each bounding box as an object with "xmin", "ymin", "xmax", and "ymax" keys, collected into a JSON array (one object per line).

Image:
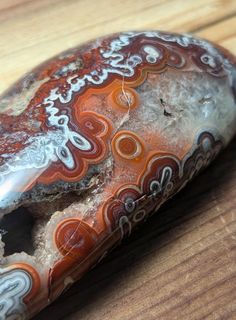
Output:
[
  {"xmin": 0, "ymin": 30, "xmax": 235, "ymax": 319},
  {"xmin": 0, "ymin": 264, "xmax": 40, "ymax": 319},
  {"xmin": 143, "ymin": 45, "xmax": 162, "ymax": 64},
  {"xmin": 54, "ymin": 218, "xmax": 98, "ymax": 259},
  {"xmin": 108, "ymin": 86, "xmax": 139, "ymax": 111},
  {"xmin": 112, "ymin": 131, "xmax": 144, "ymax": 160}
]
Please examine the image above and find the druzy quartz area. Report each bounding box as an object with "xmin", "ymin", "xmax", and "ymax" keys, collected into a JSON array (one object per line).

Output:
[{"xmin": 0, "ymin": 31, "xmax": 236, "ymax": 319}]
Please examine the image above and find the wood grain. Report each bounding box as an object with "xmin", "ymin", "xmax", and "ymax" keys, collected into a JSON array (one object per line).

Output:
[{"xmin": 0, "ymin": 0, "xmax": 235, "ymax": 319}]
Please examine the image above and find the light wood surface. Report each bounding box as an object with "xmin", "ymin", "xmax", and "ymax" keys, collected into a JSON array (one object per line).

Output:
[{"xmin": 0, "ymin": 1, "xmax": 236, "ymax": 319}]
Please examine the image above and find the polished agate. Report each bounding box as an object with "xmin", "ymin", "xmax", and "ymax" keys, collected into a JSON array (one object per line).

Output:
[{"xmin": 0, "ymin": 31, "xmax": 236, "ymax": 319}]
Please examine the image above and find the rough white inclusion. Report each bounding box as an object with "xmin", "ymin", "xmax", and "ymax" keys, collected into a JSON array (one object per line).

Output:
[{"xmin": 127, "ymin": 70, "xmax": 236, "ymax": 151}]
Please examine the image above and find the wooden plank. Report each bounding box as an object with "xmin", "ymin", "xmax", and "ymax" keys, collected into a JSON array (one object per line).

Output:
[
  {"xmin": 196, "ymin": 15, "xmax": 236, "ymax": 52},
  {"xmin": 0, "ymin": 0, "xmax": 236, "ymax": 93}
]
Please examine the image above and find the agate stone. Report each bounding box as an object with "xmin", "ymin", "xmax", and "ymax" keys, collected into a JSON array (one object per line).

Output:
[{"xmin": 0, "ymin": 31, "xmax": 236, "ymax": 319}]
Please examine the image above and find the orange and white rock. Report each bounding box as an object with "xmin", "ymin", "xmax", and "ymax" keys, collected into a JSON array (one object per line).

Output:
[{"xmin": 0, "ymin": 31, "xmax": 235, "ymax": 319}]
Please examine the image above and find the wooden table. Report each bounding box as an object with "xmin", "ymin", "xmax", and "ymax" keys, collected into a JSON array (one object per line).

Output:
[{"xmin": 0, "ymin": 1, "xmax": 236, "ymax": 319}]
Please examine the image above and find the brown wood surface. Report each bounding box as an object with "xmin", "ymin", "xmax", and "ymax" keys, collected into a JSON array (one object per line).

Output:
[{"xmin": 0, "ymin": 0, "xmax": 236, "ymax": 319}]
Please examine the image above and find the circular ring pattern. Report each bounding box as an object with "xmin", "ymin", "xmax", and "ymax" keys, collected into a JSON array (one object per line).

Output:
[
  {"xmin": 113, "ymin": 131, "xmax": 144, "ymax": 160},
  {"xmin": 109, "ymin": 85, "xmax": 139, "ymax": 111},
  {"xmin": 54, "ymin": 218, "xmax": 98, "ymax": 259}
]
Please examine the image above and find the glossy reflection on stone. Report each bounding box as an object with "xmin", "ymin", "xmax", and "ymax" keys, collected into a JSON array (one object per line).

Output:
[{"xmin": 0, "ymin": 31, "xmax": 236, "ymax": 319}]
